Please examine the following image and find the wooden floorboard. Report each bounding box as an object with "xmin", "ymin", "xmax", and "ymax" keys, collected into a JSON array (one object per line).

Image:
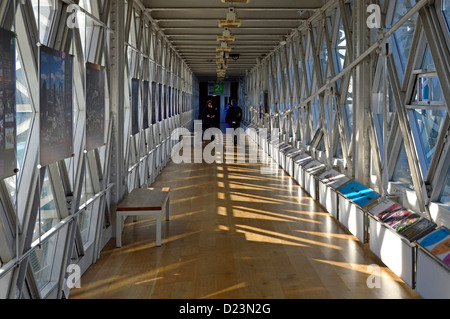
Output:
[{"xmin": 69, "ymin": 136, "xmax": 421, "ymax": 299}]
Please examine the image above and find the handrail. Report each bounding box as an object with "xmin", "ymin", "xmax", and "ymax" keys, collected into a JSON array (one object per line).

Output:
[{"xmin": 0, "ymin": 183, "xmax": 114, "ymax": 280}]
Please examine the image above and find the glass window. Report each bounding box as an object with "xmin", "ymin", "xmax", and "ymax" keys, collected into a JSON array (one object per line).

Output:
[
  {"xmin": 4, "ymin": 51, "xmax": 34, "ymax": 201},
  {"xmin": 374, "ymin": 73, "xmax": 397, "ymax": 141},
  {"xmin": 32, "ymin": 0, "xmax": 56, "ymax": 45},
  {"xmin": 392, "ymin": 141, "xmax": 414, "ymax": 190},
  {"xmin": 412, "ymin": 74, "xmax": 443, "ymax": 104},
  {"xmin": 344, "ymin": 76, "xmax": 354, "ymax": 136},
  {"xmin": 442, "ymin": 0, "xmax": 450, "ymax": 32},
  {"xmin": 391, "ymin": 0, "xmax": 417, "ymax": 77},
  {"xmin": 33, "ymin": 170, "xmax": 60, "ymax": 242},
  {"xmin": 334, "ymin": 17, "xmax": 347, "ymax": 91},
  {"xmin": 311, "ymin": 96, "xmax": 320, "ymax": 134},
  {"xmin": 80, "ymin": 164, "xmax": 95, "ymax": 204},
  {"xmin": 29, "ymin": 233, "xmax": 58, "ymax": 291},
  {"xmin": 335, "ymin": 136, "xmax": 343, "ymax": 159},
  {"xmin": 317, "ymin": 136, "xmax": 325, "ymax": 151},
  {"xmin": 421, "ymin": 44, "xmax": 435, "ymax": 69},
  {"xmin": 412, "ymin": 109, "xmax": 446, "ymax": 168},
  {"xmin": 439, "ymin": 165, "xmax": 450, "ymax": 206},
  {"xmin": 78, "ymin": 206, "xmax": 93, "ymax": 245},
  {"xmin": 320, "ymin": 36, "xmax": 327, "ymax": 79},
  {"xmin": 305, "ymin": 35, "xmax": 313, "ymax": 92}
]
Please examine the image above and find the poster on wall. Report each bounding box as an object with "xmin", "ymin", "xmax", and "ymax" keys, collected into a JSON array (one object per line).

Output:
[
  {"xmin": 163, "ymin": 85, "xmax": 167, "ymax": 120},
  {"xmin": 151, "ymin": 81, "xmax": 156, "ymax": 124},
  {"xmin": 158, "ymin": 83, "xmax": 162, "ymax": 122},
  {"xmin": 39, "ymin": 45, "xmax": 73, "ymax": 167},
  {"xmin": 168, "ymin": 86, "xmax": 172, "ymax": 118},
  {"xmin": 131, "ymin": 78, "xmax": 139, "ymax": 135},
  {"xmin": 85, "ymin": 62, "xmax": 105, "ymax": 152},
  {"xmin": 142, "ymin": 80, "xmax": 149, "ymax": 130},
  {"xmin": 0, "ymin": 28, "xmax": 16, "ymax": 180},
  {"xmin": 175, "ymin": 89, "xmax": 179, "ymax": 115}
]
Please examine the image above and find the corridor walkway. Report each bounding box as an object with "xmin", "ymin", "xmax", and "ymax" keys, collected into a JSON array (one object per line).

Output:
[{"xmin": 70, "ymin": 134, "xmax": 420, "ymax": 299}]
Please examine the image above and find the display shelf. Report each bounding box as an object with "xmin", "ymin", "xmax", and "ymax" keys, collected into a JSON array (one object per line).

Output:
[
  {"xmin": 317, "ymin": 169, "xmax": 351, "ymax": 219},
  {"xmin": 367, "ymin": 199, "xmax": 421, "ymax": 288},
  {"xmin": 278, "ymin": 144, "xmax": 294, "ymax": 170},
  {"xmin": 259, "ymin": 133, "xmax": 269, "ymax": 153},
  {"xmin": 416, "ymin": 227, "xmax": 450, "ymax": 298},
  {"xmin": 303, "ymin": 160, "xmax": 326, "ymax": 200},
  {"xmin": 293, "ymin": 154, "xmax": 314, "ymax": 188},
  {"xmin": 284, "ymin": 148, "xmax": 302, "ymax": 177},
  {"xmin": 337, "ymin": 181, "xmax": 380, "ymax": 243},
  {"xmin": 268, "ymin": 137, "xmax": 280, "ymax": 162}
]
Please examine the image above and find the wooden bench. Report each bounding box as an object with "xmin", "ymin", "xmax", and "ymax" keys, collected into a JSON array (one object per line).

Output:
[{"xmin": 116, "ymin": 187, "xmax": 170, "ymax": 247}]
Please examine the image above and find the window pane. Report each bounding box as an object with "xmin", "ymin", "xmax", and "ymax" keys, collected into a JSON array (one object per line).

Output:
[
  {"xmin": 443, "ymin": 0, "xmax": 450, "ymax": 32},
  {"xmin": 335, "ymin": 17, "xmax": 347, "ymax": 78},
  {"xmin": 335, "ymin": 136, "xmax": 343, "ymax": 159},
  {"xmin": 16, "ymin": 53, "xmax": 33, "ymax": 176},
  {"xmin": 439, "ymin": 166, "xmax": 450, "ymax": 206},
  {"xmin": 421, "ymin": 44, "xmax": 435, "ymax": 69},
  {"xmin": 32, "ymin": 0, "xmax": 56, "ymax": 45},
  {"xmin": 391, "ymin": 0, "xmax": 417, "ymax": 76},
  {"xmin": 311, "ymin": 96, "xmax": 320, "ymax": 134},
  {"xmin": 344, "ymin": 76, "xmax": 354, "ymax": 137},
  {"xmin": 33, "ymin": 170, "xmax": 60, "ymax": 242},
  {"xmin": 80, "ymin": 164, "xmax": 95, "ymax": 204},
  {"xmin": 392, "ymin": 141, "xmax": 414, "ymax": 190},
  {"xmin": 78, "ymin": 206, "xmax": 92, "ymax": 245},
  {"xmin": 413, "ymin": 75, "xmax": 443, "ymax": 104},
  {"xmin": 29, "ymin": 233, "xmax": 58, "ymax": 291},
  {"xmin": 412, "ymin": 109, "xmax": 446, "ymax": 168},
  {"xmin": 320, "ymin": 36, "xmax": 327, "ymax": 78}
]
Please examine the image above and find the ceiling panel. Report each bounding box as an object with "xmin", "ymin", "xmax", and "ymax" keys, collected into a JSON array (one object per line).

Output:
[{"xmin": 143, "ymin": 0, "xmax": 326, "ymax": 80}]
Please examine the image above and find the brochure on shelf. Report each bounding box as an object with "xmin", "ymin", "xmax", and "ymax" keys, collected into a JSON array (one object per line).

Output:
[
  {"xmin": 416, "ymin": 227, "xmax": 450, "ymax": 298},
  {"xmin": 317, "ymin": 169, "xmax": 351, "ymax": 219},
  {"xmin": 317, "ymin": 169, "xmax": 351, "ymax": 190},
  {"xmin": 293, "ymin": 153, "xmax": 310, "ymax": 163},
  {"xmin": 398, "ymin": 217, "xmax": 436, "ymax": 242},
  {"xmin": 337, "ymin": 180, "xmax": 380, "ymax": 208},
  {"xmin": 368, "ymin": 199, "xmax": 435, "ymax": 242},
  {"xmin": 296, "ymin": 155, "xmax": 315, "ymax": 167},
  {"xmin": 418, "ymin": 227, "xmax": 450, "ymax": 267}
]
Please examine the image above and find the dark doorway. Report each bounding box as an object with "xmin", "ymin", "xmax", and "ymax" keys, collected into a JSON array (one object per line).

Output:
[
  {"xmin": 199, "ymin": 82, "xmax": 221, "ymax": 120},
  {"xmin": 204, "ymin": 95, "xmax": 221, "ymax": 128}
]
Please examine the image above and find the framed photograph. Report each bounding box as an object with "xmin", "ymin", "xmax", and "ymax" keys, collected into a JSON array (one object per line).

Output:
[
  {"xmin": 39, "ymin": 45, "xmax": 73, "ymax": 167},
  {"xmin": 0, "ymin": 28, "xmax": 16, "ymax": 179},
  {"xmin": 85, "ymin": 62, "xmax": 105, "ymax": 151}
]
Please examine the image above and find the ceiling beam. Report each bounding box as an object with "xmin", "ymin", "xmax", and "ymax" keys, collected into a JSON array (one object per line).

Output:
[
  {"xmin": 154, "ymin": 18, "xmax": 307, "ymax": 22},
  {"xmin": 146, "ymin": 7, "xmax": 319, "ymax": 11}
]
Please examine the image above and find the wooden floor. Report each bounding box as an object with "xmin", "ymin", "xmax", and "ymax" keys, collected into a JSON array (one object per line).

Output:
[{"xmin": 70, "ymin": 135, "xmax": 421, "ymax": 299}]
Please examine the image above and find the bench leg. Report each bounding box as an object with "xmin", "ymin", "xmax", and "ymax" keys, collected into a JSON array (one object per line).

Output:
[
  {"xmin": 165, "ymin": 197, "xmax": 170, "ymax": 221},
  {"xmin": 156, "ymin": 213, "xmax": 162, "ymax": 247},
  {"xmin": 116, "ymin": 214, "xmax": 123, "ymax": 248}
]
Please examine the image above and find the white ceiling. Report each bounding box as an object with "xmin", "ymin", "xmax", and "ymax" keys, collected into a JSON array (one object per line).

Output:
[{"xmin": 143, "ymin": 0, "xmax": 326, "ymax": 81}]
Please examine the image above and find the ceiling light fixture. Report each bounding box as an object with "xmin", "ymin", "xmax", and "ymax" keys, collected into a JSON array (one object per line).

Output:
[
  {"xmin": 217, "ymin": 27, "xmax": 235, "ymax": 42},
  {"xmin": 219, "ymin": 7, "xmax": 242, "ymax": 28},
  {"xmin": 216, "ymin": 41, "xmax": 232, "ymax": 52}
]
